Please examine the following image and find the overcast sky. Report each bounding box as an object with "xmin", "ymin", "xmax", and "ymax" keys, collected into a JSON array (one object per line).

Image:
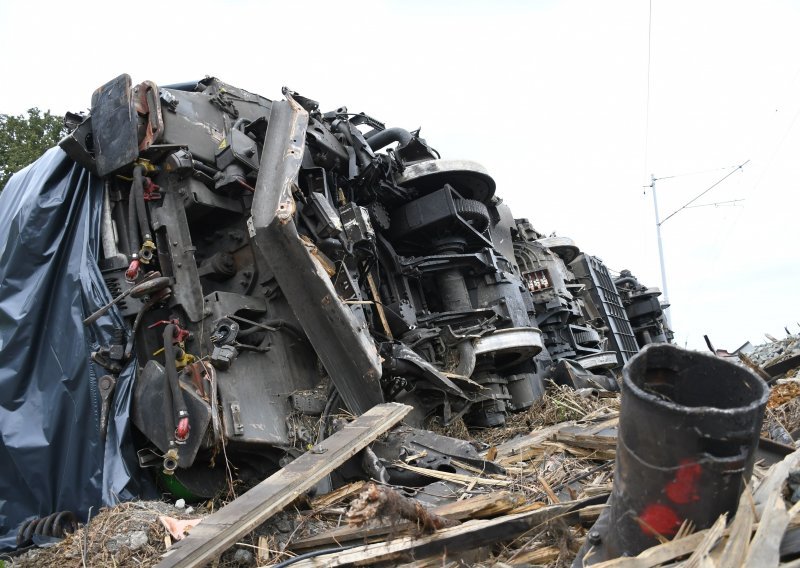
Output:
[{"xmin": 1, "ymin": 0, "xmax": 798, "ymax": 351}]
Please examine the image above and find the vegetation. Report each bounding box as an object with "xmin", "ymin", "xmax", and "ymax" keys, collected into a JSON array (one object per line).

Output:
[{"xmin": 0, "ymin": 108, "xmax": 67, "ymax": 193}]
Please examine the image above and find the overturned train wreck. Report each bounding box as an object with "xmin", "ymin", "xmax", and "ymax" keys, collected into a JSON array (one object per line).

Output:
[{"xmin": 61, "ymin": 74, "xmax": 672, "ymax": 497}]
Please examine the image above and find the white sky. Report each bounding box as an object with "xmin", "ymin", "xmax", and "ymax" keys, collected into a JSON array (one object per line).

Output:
[{"xmin": 1, "ymin": 0, "xmax": 798, "ymax": 351}]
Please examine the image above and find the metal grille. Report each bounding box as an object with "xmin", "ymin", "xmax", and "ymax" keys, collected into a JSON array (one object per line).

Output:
[{"xmin": 571, "ymin": 254, "xmax": 639, "ymax": 365}]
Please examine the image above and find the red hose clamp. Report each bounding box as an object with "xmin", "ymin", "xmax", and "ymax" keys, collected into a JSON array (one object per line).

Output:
[
  {"xmin": 125, "ymin": 259, "xmax": 141, "ymax": 282},
  {"xmin": 175, "ymin": 416, "xmax": 190, "ymax": 443},
  {"xmin": 143, "ymin": 178, "xmax": 162, "ymax": 201}
]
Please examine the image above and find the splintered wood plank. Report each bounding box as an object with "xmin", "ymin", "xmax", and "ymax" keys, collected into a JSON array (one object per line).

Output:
[
  {"xmin": 155, "ymin": 403, "xmax": 412, "ymax": 568},
  {"xmin": 718, "ymin": 486, "xmax": 754, "ymax": 567},
  {"xmin": 490, "ymin": 423, "xmax": 569, "ymax": 460},
  {"xmin": 289, "ymin": 496, "xmax": 602, "ymax": 567},
  {"xmin": 291, "ymin": 491, "xmax": 528, "ymax": 550},
  {"xmin": 310, "ymin": 481, "xmax": 367, "ymax": 510}
]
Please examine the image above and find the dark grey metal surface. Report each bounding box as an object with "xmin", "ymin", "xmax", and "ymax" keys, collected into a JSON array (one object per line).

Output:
[
  {"xmin": 36, "ymin": 73, "xmax": 674, "ymax": 506},
  {"xmin": 250, "ymin": 93, "xmax": 383, "ymax": 415},
  {"xmin": 90, "ymin": 74, "xmax": 139, "ymax": 176},
  {"xmin": 571, "ymin": 253, "xmax": 640, "ymax": 367}
]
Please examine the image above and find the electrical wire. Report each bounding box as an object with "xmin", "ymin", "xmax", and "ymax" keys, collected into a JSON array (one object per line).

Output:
[
  {"xmin": 641, "ymin": 0, "xmax": 653, "ymax": 185},
  {"xmin": 659, "ymin": 160, "xmax": 749, "ymax": 226},
  {"xmin": 272, "ymin": 544, "xmax": 360, "ymax": 567},
  {"xmin": 684, "ymin": 198, "xmax": 744, "ymax": 209},
  {"xmin": 653, "ymin": 164, "xmax": 747, "ymax": 181}
]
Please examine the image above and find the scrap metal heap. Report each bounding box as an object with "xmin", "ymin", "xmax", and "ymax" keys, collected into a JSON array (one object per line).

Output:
[
  {"xmin": 63, "ymin": 74, "xmax": 671, "ymax": 495},
  {"xmin": 614, "ymin": 269, "xmax": 674, "ymax": 346}
]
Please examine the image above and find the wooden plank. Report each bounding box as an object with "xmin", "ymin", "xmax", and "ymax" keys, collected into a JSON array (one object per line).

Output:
[
  {"xmin": 310, "ymin": 481, "xmax": 367, "ymax": 510},
  {"xmin": 753, "ymin": 448, "xmax": 800, "ymax": 516},
  {"xmin": 289, "ymin": 496, "xmax": 604, "ymax": 567},
  {"xmin": 745, "ymin": 476, "xmax": 790, "ymax": 567},
  {"xmin": 683, "ymin": 514, "xmax": 726, "ymax": 568},
  {"xmin": 490, "ymin": 422, "xmax": 569, "ymax": 459},
  {"xmin": 389, "ymin": 461, "xmax": 512, "ymax": 487},
  {"xmin": 590, "ymin": 531, "xmax": 710, "ymax": 568},
  {"xmin": 508, "ymin": 545, "xmax": 561, "ymax": 565},
  {"xmin": 718, "ymin": 486, "xmax": 754, "ymax": 567},
  {"xmin": 291, "ymin": 491, "xmax": 527, "ymax": 551},
  {"xmin": 155, "ymin": 402, "xmax": 412, "ymax": 568},
  {"xmin": 590, "ymin": 519, "xmax": 762, "ymax": 568}
]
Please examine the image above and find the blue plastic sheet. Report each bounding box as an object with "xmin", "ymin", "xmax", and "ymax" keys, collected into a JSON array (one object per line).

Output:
[{"xmin": 0, "ymin": 148, "xmax": 153, "ymax": 551}]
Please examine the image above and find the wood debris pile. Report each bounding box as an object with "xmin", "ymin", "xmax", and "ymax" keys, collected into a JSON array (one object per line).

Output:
[{"xmin": 8, "ymin": 340, "xmax": 800, "ymax": 568}]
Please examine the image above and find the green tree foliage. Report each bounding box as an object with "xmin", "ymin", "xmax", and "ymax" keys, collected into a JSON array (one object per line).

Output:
[{"xmin": 0, "ymin": 108, "xmax": 68, "ymax": 193}]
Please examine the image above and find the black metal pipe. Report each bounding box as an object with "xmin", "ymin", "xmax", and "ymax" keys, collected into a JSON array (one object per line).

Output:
[
  {"xmin": 365, "ymin": 127, "xmax": 413, "ymax": 151},
  {"xmin": 576, "ymin": 343, "xmax": 769, "ymax": 565},
  {"xmin": 435, "ymin": 268, "xmax": 476, "ymax": 378},
  {"xmin": 436, "ymin": 269, "xmax": 472, "ymax": 313}
]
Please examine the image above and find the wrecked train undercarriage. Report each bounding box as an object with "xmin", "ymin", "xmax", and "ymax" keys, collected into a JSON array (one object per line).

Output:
[{"xmin": 63, "ymin": 74, "xmax": 672, "ymax": 498}]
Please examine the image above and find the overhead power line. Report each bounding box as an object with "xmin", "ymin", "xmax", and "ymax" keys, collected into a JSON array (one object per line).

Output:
[
  {"xmin": 684, "ymin": 198, "xmax": 744, "ymax": 210},
  {"xmin": 660, "ymin": 160, "xmax": 749, "ymax": 226},
  {"xmin": 653, "ymin": 164, "xmax": 747, "ymax": 181},
  {"xmin": 641, "ymin": 0, "xmax": 653, "ymax": 183}
]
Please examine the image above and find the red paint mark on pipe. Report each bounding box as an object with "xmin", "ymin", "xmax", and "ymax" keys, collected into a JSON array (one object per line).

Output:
[
  {"xmin": 638, "ymin": 503, "xmax": 681, "ymax": 537},
  {"xmin": 666, "ymin": 459, "xmax": 702, "ymax": 505}
]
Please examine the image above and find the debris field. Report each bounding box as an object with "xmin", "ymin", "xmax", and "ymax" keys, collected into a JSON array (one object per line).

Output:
[
  {"xmin": 1, "ymin": 73, "xmax": 799, "ymax": 568},
  {"xmin": 10, "ymin": 333, "xmax": 800, "ymax": 567}
]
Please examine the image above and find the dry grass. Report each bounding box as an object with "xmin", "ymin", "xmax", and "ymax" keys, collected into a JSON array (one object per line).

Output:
[
  {"xmin": 1, "ymin": 385, "xmax": 622, "ymax": 568},
  {"xmin": 472, "ymin": 383, "xmax": 620, "ymax": 447},
  {"xmin": 12, "ymin": 501, "xmax": 190, "ymax": 568},
  {"xmin": 765, "ymin": 396, "xmax": 800, "ymax": 438}
]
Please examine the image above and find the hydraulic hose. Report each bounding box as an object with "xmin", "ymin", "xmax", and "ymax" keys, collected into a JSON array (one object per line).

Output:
[
  {"xmin": 365, "ymin": 127, "xmax": 413, "ymax": 151},
  {"xmin": 131, "ymin": 166, "xmax": 151, "ymax": 243},
  {"xmin": 163, "ymin": 324, "xmax": 190, "ymax": 443},
  {"xmin": 127, "ymin": 177, "xmax": 140, "ymax": 259},
  {"xmin": 335, "ymin": 121, "xmax": 371, "ymax": 168},
  {"xmin": 613, "ymin": 276, "xmax": 638, "ymax": 288},
  {"xmin": 262, "ymin": 319, "xmax": 305, "ymax": 342},
  {"xmin": 192, "ymin": 160, "xmax": 219, "ymax": 177}
]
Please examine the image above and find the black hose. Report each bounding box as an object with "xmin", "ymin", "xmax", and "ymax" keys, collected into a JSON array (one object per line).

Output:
[
  {"xmin": 272, "ymin": 544, "xmax": 359, "ymax": 568},
  {"xmin": 163, "ymin": 324, "xmax": 187, "ymax": 425},
  {"xmin": 161, "ymin": 81, "xmax": 199, "ymax": 92},
  {"xmin": 614, "ymin": 276, "xmax": 638, "ymax": 288},
  {"xmin": 192, "ymin": 160, "xmax": 219, "ymax": 177},
  {"xmin": 260, "ymin": 319, "xmax": 306, "ymax": 343},
  {"xmin": 132, "ymin": 166, "xmax": 151, "ymax": 242},
  {"xmin": 365, "ymin": 127, "xmax": 413, "ymax": 151},
  {"xmin": 124, "ymin": 294, "xmax": 161, "ymax": 359},
  {"xmin": 335, "ymin": 121, "xmax": 371, "ymax": 168},
  {"xmin": 127, "ymin": 177, "xmax": 140, "ymax": 258}
]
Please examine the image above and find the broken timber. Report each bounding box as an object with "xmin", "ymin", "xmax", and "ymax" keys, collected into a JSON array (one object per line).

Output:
[
  {"xmin": 155, "ymin": 402, "xmax": 412, "ymax": 568},
  {"xmin": 292, "ymin": 490, "xmax": 528, "ymax": 550},
  {"xmin": 289, "ymin": 495, "xmax": 607, "ymax": 567}
]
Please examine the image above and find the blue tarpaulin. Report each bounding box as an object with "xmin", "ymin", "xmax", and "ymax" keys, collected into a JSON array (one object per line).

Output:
[{"xmin": 0, "ymin": 148, "xmax": 152, "ymax": 550}]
